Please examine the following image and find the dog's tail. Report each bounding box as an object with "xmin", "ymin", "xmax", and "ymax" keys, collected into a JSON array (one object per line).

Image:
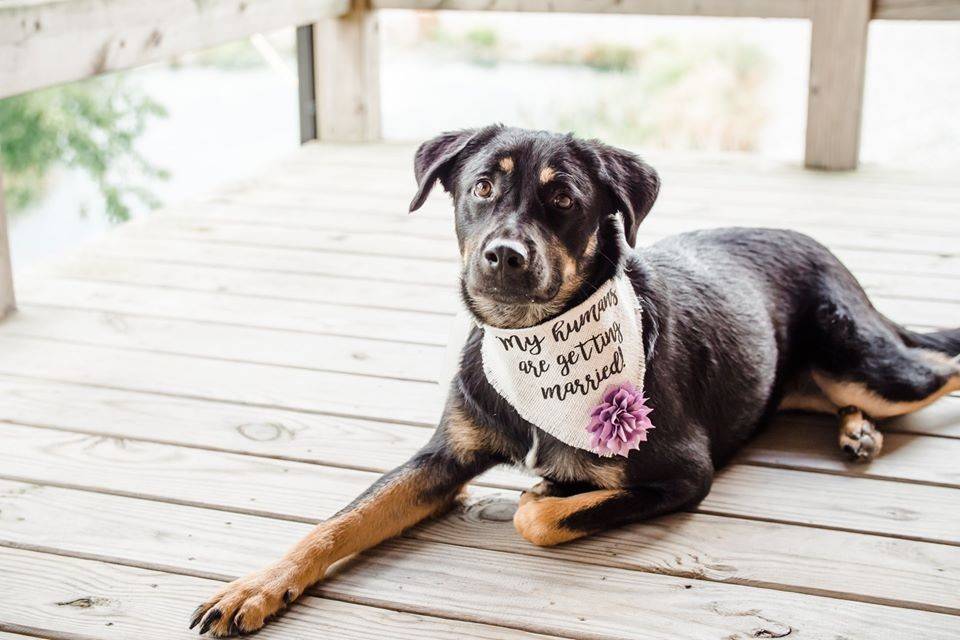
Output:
[{"xmin": 898, "ymin": 326, "xmax": 960, "ymax": 358}]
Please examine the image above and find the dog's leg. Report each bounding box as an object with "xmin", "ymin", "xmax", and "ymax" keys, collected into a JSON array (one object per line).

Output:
[
  {"xmin": 514, "ymin": 469, "xmax": 712, "ymax": 547},
  {"xmin": 837, "ymin": 405, "xmax": 884, "ymax": 462},
  {"xmin": 810, "ymin": 299, "xmax": 960, "ymax": 421},
  {"xmin": 190, "ymin": 400, "xmax": 502, "ymax": 637}
]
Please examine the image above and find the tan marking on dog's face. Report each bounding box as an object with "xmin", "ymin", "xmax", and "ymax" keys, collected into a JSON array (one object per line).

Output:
[
  {"xmin": 513, "ymin": 489, "xmax": 624, "ymax": 546},
  {"xmin": 499, "ymin": 156, "xmax": 514, "ymax": 173},
  {"xmin": 812, "ymin": 367, "xmax": 960, "ymax": 420},
  {"xmin": 539, "ymin": 166, "xmax": 556, "ymax": 184},
  {"xmin": 460, "ymin": 237, "xmax": 475, "ymax": 267}
]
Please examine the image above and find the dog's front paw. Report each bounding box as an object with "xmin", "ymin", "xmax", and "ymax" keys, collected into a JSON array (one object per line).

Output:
[{"xmin": 189, "ymin": 562, "xmax": 307, "ymax": 637}]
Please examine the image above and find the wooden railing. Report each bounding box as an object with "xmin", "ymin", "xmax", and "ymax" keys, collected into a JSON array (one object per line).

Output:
[{"xmin": 0, "ymin": 0, "xmax": 958, "ymax": 320}]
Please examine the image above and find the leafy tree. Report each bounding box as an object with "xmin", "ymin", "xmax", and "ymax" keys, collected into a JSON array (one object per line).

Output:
[{"xmin": 0, "ymin": 76, "xmax": 168, "ymax": 222}]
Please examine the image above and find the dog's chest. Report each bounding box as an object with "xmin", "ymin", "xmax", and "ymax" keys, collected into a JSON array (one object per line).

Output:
[{"xmin": 520, "ymin": 428, "xmax": 625, "ymax": 488}]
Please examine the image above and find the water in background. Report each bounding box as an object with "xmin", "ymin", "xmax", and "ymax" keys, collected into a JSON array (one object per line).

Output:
[{"xmin": 4, "ymin": 16, "xmax": 958, "ymax": 270}]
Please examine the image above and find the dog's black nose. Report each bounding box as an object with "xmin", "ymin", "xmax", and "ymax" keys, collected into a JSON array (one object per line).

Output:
[{"xmin": 483, "ymin": 239, "xmax": 528, "ymax": 273}]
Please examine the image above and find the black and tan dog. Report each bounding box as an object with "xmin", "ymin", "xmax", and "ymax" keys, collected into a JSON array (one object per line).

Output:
[{"xmin": 191, "ymin": 125, "xmax": 960, "ymax": 636}]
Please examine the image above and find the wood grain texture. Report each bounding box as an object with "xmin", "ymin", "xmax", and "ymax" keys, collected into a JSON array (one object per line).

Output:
[
  {"xmin": 738, "ymin": 418, "xmax": 960, "ymax": 487},
  {"xmin": 4, "ymin": 542, "xmax": 958, "ymax": 640},
  {"xmin": 1, "ymin": 305, "xmax": 443, "ymax": 382},
  {"xmin": 0, "ymin": 0, "xmax": 350, "ymax": 100},
  {"xmin": 1, "ymin": 420, "xmax": 958, "ymax": 546},
  {"xmin": 0, "ymin": 546, "xmax": 560, "ymax": 640},
  {"xmin": 61, "ymin": 232, "xmax": 960, "ymax": 303},
  {"xmin": 370, "ymin": 0, "xmax": 812, "ymax": 18},
  {"xmin": 117, "ymin": 193, "xmax": 960, "ymax": 258},
  {"xmin": 0, "ymin": 334, "xmax": 441, "ymax": 426},
  {"xmin": 805, "ymin": 0, "xmax": 872, "ymax": 170},
  {"xmin": 3, "ymin": 141, "xmax": 960, "ymax": 635},
  {"xmin": 875, "ymin": 0, "xmax": 960, "ymax": 19},
  {"xmin": 17, "ymin": 276, "xmax": 452, "ymax": 345},
  {"xmin": 1, "ymin": 477, "xmax": 959, "ymax": 624},
  {"xmin": 314, "ymin": 0, "xmax": 380, "ymax": 141}
]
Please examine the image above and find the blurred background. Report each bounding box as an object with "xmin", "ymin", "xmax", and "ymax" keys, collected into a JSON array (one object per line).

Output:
[{"xmin": 2, "ymin": 12, "xmax": 958, "ymax": 269}]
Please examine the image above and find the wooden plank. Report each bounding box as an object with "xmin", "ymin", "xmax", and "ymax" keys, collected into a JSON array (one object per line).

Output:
[
  {"xmin": 0, "ymin": 171, "xmax": 13, "ymax": 321},
  {"xmin": 17, "ymin": 277, "xmax": 452, "ymax": 345},
  {"xmin": 2, "ymin": 479, "xmax": 959, "ymax": 623},
  {"xmin": 805, "ymin": 0, "xmax": 872, "ymax": 170},
  {"xmin": 371, "ymin": 0, "xmax": 812, "ymax": 18},
  {"xmin": 0, "ymin": 546, "xmax": 558, "ymax": 640},
  {"xmin": 296, "ymin": 24, "xmax": 317, "ymax": 144},
  {"xmin": 34, "ymin": 251, "xmax": 463, "ymax": 314},
  {"xmin": 739, "ymin": 418, "xmax": 960, "ymax": 487},
  {"xmin": 0, "ymin": 366, "xmax": 956, "ymax": 494},
  {"xmin": 0, "ymin": 334, "xmax": 441, "ymax": 426},
  {"xmin": 0, "ymin": 0, "xmax": 350, "ymax": 100},
  {"xmin": 290, "ymin": 142, "xmax": 960, "ymax": 199},
  {"xmin": 194, "ymin": 192, "xmax": 960, "ymax": 237},
  {"xmin": 147, "ymin": 205, "xmax": 960, "ymax": 256},
  {"xmin": 2, "ymin": 305, "xmax": 443, "ymax": 383},
  {"xmin": 0, "ymin": 375, "xmax": 444, "ymax": 477},
  {"xmin": 25, "ymin": 252, "xmax": 960, "ymax": 331},
  {"xmin": 4, "ymin": 540, "xmax": 958, "ymax": 640},
  {"xmin": 702, "ymin": 464, "xmax": 960, "ymax": 544},
  {"xmin": 3, "ymin": 311, "xmax": 959, "ymax": 449},
  {"xmin": 253, "ymin": 164, "xmax": 960, "ymax": 216},
  {"xmin": 875, "ymin": 0, "xmax": 960, "ymax": 19},
  {"xmin": 314, "ymin": 0, "xmax": 380, "ymax": 141},
  {"xmin": 64, "ymin": 233, "xmax": 960, "ymax": 300},
  {"xmin": 1, "ymin": 420, "xmax": 958, "ymax": 545},
  {"xmin": 117, "ymin": 205, "xmax": 960, "ymax": 265}
]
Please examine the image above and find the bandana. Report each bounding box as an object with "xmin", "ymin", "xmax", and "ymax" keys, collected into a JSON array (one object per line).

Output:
[{"xmin": 477, "ymin": 275, "xmax": 652, "ymax": 457}]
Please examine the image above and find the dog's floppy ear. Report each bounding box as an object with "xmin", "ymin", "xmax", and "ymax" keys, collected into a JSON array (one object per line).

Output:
[
  {"xmin": 583, "ymin": 141, "xmax": 660, "ymax": 247},
  {"xmin": 409, "ymin": 125, "xmax": 501, "ymax": 212}
]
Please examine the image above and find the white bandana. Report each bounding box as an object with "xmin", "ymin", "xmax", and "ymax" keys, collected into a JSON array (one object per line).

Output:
[{"xmin": 478, "ymin": 275, "xmax": 646, "ymax": 454}]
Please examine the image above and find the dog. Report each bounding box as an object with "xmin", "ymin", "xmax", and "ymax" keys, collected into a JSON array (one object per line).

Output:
[{"xmin": 190, "ymin": 125, "xmax": 960, "ymax": 636}]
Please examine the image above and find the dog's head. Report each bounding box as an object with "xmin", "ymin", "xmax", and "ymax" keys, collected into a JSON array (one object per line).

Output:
[{"xmin": 410, "ymin": 125, "xmax": 660, "ymax": 328}]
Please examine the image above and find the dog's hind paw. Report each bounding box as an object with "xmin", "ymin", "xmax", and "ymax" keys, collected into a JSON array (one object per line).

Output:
[{"xmin": 838, "ymin": 406, "xmax": 884, "ymax": 462}]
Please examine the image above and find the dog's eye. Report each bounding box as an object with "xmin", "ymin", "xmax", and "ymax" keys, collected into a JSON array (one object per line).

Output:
[
  {"xmin": 473, "ymin": 179, "xmax": 493, "ymax": 198},
  {"xmin": 553, "ymin": 193, "xmax": 573, "ymax": 210}
]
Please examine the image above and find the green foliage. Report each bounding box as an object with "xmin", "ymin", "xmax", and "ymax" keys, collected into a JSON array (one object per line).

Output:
[
  {"xmin": 0, "ymin": 76, "xmax": 168, "ymax": 222},
  {"xmin": 538, "ymin": 44, "xmax": 638, "ymax": 73},
  {"xmin": 553, "ymin": 38, "xmax": 771, "ymax": 151},
  {"xmin": 422, "ymin": 25, "xmax": 501, "ymax": 66}
]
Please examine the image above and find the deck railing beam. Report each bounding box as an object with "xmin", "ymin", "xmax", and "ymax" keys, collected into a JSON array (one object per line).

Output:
[
  {"xmin": 0, "ymin": 167, "xmax": 15, "ymax": 321},
  {"xmin": 313, "ymin": 0, "xmax": 381, "ymax": 142}
]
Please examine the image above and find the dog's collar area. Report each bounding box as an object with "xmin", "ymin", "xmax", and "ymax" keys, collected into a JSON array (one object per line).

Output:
[{"xmin": 477, "ymin": 275, "xmax": 650, "ymax": 457}]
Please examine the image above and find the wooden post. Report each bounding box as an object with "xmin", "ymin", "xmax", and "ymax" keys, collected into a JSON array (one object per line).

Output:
[
  {"xmin": 296, "ymin": 24, "xmax": 319, "ymax": 144},
  {"xmin": 804, "ymin": 0, "xmax": 872, "ymax": 170},
  {"xmin": 0, "ymin": 167, "xmax": 15, "ymax": 320},
  {"xmin": 313, "ymin": 0, "xmax": 381, "ymax": 141}
]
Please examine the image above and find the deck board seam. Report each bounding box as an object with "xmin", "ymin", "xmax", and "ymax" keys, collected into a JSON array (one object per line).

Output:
[
  {"xmin": 2, "ymin": 429, "xmax": 959, "ymax": 546},
  {"xmin": 41, "ymin": 251, "xmax": 960, "ymax": 306},
  {"xmin": 2, "ymin": 513, "xmax": 958, "ymax": 619}
]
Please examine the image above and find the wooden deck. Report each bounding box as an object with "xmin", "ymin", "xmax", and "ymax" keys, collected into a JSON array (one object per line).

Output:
[{"xmin": 0, "ymin": 142, "xmax": 959, "ymax": 639}]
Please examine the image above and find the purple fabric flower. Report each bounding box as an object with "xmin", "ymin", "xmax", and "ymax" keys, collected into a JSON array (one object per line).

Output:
[{"xmin": 586, "ymin": 382, "xmax": 654, "ymax": 457}]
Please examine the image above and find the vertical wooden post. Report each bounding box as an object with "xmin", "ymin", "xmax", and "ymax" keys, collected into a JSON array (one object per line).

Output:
[
  {"xmin": 0, "ymin": 167, "xmax": 15, "ymax": 320},
  {"xmin": 296, "ymin": 24, "xmax": 318, "ymax": 144},
  {"xmin": 313, "ymin": 0, "xmax": 381, "ymax": 142},
  {"xmin": 804, "ymin": 0, "xmax": 872, "ymax": 170}
]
